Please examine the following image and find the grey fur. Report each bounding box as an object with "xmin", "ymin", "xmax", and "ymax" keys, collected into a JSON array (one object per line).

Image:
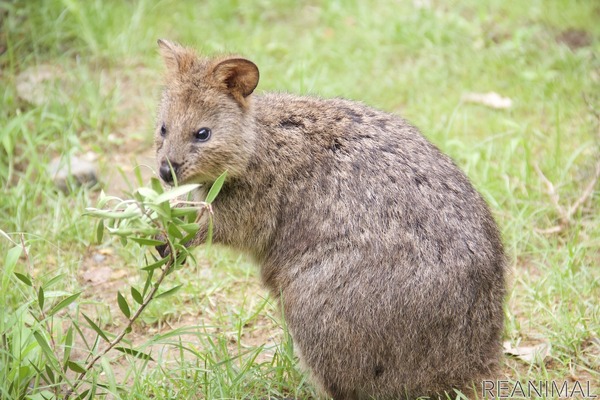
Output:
[{"xmin": 155, "ymin": 40, "xmax": 506, "ymax": 400}]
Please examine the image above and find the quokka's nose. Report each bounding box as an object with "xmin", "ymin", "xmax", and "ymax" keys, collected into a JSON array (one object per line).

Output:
[{"xmin": 159, "ymin": 160, "xmax": 180, "ymax": 184}]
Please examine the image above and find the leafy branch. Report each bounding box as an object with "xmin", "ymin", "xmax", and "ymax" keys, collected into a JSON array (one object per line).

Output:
[{"xmin": 9, "ymin": 172, "xmax": 226, "ymax": 399}]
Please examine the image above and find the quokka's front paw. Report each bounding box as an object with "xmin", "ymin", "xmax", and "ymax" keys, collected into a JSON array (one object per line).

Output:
[
  {"xmin": 154, "ymin": 234, "xmax": 170, "ymax": 258},
  {"xmin": 154, "ymin": 234, "xmax": 190, "ymax": 265}
]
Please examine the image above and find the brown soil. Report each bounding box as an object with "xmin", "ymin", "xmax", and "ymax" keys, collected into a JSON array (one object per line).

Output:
[{"xmin": 556, "ymin": 28, "xmax": 593, "ymax": 50}]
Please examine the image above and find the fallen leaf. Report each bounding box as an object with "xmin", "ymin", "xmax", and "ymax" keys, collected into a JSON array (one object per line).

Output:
[
  {"xmin": 111, "ymin": 269, "xmax": 129, "ymax": 280},
  {"xmin": 463, "ymin": 92, "xmax": 512, "ymax": 109},
  {"xmin": 98, "ymin": 247, "xmax": 115, "ymax": 255},
  {"xmin": 503, "ymin": 341, "xmax": 551, "ymax": 363}
]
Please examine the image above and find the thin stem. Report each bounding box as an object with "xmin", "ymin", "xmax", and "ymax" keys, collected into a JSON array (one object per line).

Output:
[
  {"xmin": 64, "ymin": 241, "xmax": 177, "ymax": 399},
  {"xmin": 64, "ymin": 199, "xmax": 210, "ymax": 398}
]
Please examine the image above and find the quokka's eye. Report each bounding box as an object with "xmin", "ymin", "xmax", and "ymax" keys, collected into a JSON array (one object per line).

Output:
[
  {"xmin": 194, "ymin": 127, "xmax": 211, "ymax": 142},
  {"xmin": 160, "ymin": 123, "xmax": 167, "ymax": 137}
]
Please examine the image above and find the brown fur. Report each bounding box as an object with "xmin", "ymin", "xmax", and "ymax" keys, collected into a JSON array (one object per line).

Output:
[{"xmin": 155, "ymin": 40, "xmax": 506, "ymax": 400}]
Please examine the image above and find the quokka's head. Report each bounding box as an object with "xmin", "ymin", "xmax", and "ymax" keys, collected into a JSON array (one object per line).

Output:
[{"xmin": 155, "ymin": 39, "xmax": 259, "ymax": 185}]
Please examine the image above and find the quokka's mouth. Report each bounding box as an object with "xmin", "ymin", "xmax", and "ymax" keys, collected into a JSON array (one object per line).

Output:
[{"xmin": 182, "ymin": 175, "xmax": 209, "ymax": 186}]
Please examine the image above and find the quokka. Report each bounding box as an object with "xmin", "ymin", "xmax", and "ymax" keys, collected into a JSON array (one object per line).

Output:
[{"xmin": 155, "ymin": 39, "xmax": 506, "ymax": 400}]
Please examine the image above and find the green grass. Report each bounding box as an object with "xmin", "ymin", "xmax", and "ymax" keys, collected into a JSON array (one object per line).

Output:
[{"xmin": 1, "ymin": 0, "xmax": 599, "ymax": 398}]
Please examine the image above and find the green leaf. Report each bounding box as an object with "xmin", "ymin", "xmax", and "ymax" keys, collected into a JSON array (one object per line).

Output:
[
  {"xmin": 95, "ymin": 220, "xmax": 104, "ymax": 243},
  {"xmin": 71, "ymin": 321, "xmax": 91, "ymax": 354},
  {"xmin": 48, "ymin": 292, "xmax": 81, "ymax": 317},
  {"xmin": 133, "ymin": 190, "xmax": 144, "ymax": 203},
  {"xmin": 171, "ymin": 207, "xmax": 200, "ymax": 218},
  {"xmin": 64, "ymin": 324, "xmax": 74, "ymax": 346},
  {"xmin": 117, "ymin": 291, "xmax": 131, "ymax": 319},
  {"xmin": 75, "ymin": 389, "xmax": 91, "ymax": 400},
  {"xmin": 45, "ymin": 364, "xmax": 55, "ymax": 384},
  {"xmin": 42, "ymin": 273, "xmax": 65, "ymax": 289},
  {"xmin": 142, "ymin": 268, "xmax": 154, "ymax": 296},
  {"xmin": 144, "ymin": 202, "xmax": 170, "ymax": 219},
  {"xmin": 29, "ymin": 362, "xmax": 45, "ymax": 382},
  {"xmin": 96, "ymin": 190, "xmax": 122, "ymax": 209},
  {"xmin": 86, "ymin": 207, "xmax": 140, "ymax": 220},
  {"xmin": 137, "ymin": 187, "xmax": 158, "ymax": 201},
  {"xmin": 167, "ymin": 221, "xmax": 183, "ymax": 239},
  {"xmin": 33, "ymin": 332, "xmax": 56, "ymax": 365},
  {"xmin": 131, "ymin": 287, "xmax": 143, "ymax": 305},
  {"xmin": 141, "ymin": 256, "xmax": 168, "ymax": 272},
  {"xmin": 151, "ymin": 177, "xmax": 164, "ymax": 194},
  {"xmin": 97, "ymin": 190, "xmax": 107, "ymax": 207},
  {"xmin": 159, "ymin": 200, "xmax": 172, "ymax": 219},
  {"xmin": 14, "ymin": 272, "xmax": 32, "ymax": 286},
  {"xmin": 67, "ymin": 360, "xmax": 87, "ymax": 374},
  {"xmin": 63, "ymin": 326, "xmax": 74, "ymax": 367},
  {"xmin": 114, "ymin": 347, "xmax": 154, "ymax": 361},
  {"xmin": 155, "ymin": 284, "xmax": 182, "ymax": 299},
  {"xmin": 82, "ymin": 313, "xmax": 109, "ymax": 342},
  {"xmin": 38, "ymin": 286, "xmax": 45, "ymax": 310},
  {"xmin": 181, "ymin": 231, "xmax": 196, "ymax": 245},
  {"xmin": 174, "ymin": 249, "xmax": 188, "ymax": 269},
  {"xmin": 180, "ymin": 223, "xmax": 200, "ymax": 234},
  {"xmin": 134, "ymin": 165, "xmax": 144, "ymax": 187},
  {"xmin": 130, "ymin": 237, "xmax": 166, "ymax": 246},
  {"xmin": 205, "ymin": 171, "xmax": 228, "ymax": 203},
  {"xmin": 154, "ymin": 184, "xmax": 200, "ymax": 204},
  {"xmin": 42, "ymin": 290, "xmax": 72, "ymax": 298}
]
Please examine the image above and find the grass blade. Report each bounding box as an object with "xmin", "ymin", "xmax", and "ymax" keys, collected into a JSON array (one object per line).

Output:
[{"xmin": 114, "ymin": 346, "xmax": 154, "ymax": 361}]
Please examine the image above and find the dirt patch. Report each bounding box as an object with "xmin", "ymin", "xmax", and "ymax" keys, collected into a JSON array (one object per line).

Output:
[
  {"xmin": 75, "ymin": 246, "xmax": 279, "ymax": 388},
  {"xmin": 556, "ymin": 28, "xmax": 592, "ymax": 50}
]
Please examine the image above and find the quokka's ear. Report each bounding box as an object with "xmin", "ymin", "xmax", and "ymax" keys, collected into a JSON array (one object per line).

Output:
[
  {"xmin": 157, "ymin": 39, "xmax": 196, "ymax": 74},
  {"xmin": 212, "ymin": 58, "xmax": 259, "ymax": 105}
]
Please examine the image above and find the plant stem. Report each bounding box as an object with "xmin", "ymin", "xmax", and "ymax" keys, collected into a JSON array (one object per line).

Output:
[{"xmin": 64, "ymin": 242, "xmax": 177, "ymax": 399}]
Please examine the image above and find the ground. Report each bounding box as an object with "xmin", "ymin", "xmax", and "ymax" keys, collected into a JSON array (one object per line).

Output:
[{"xmin": 1, "ymin": 0, "xmax": 599, "ymax": 399}]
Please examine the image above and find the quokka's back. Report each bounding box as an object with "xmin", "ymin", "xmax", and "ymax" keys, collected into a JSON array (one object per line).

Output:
[{"xmin": 155, "ymin": 39, "xmax": 506, "ymax": 399}]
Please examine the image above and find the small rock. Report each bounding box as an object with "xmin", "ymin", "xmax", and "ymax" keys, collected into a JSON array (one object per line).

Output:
[
  {"xmin": 16, "ymin": 64, "xmax": 67, "ymax": 106},
  {"xmin": 48, "ymin": 154, "xmax": 98, "ymax": 192},
  {"xmin": 92, "ymin": 253, "xmax": 106, "ymax": 264},
  {"xmin": 82, "ymin": 266, "xmax": 112, "ymax": 285}
]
